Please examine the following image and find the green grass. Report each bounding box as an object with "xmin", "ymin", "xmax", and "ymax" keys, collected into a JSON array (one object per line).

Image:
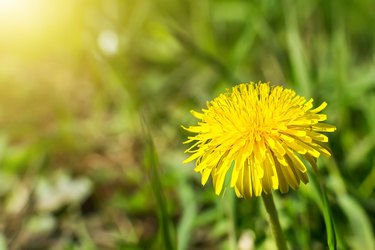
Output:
[{"xmin": 0, "ymin": 0, "xmax": 374, "ymax": 249}]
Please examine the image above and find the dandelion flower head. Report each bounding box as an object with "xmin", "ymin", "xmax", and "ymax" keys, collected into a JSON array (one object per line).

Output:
[{"xmin": 183, "ymin": 82, "xmax": 336, "ymax": 198}]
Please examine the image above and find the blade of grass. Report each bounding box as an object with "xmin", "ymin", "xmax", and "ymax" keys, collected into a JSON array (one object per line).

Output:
[
  {"xmin": 176, "ymin": 178, "xmax": 197, "ymax": 250},
  {"xmin": 320, "ymin": 183, "xmax": 337, "ymax": 250},
  {"xmin": 303, "ymin": 170, "xmax": 337, "ymax": 250},
  {"xmin": 171, "ymin": 26, "xmax": 239, "ymax": 84},
  {"xmin": 141, "ymin": 117, "xmax": 175, "ymax": 250},
  {"xmin": 227, "ymin": 2, "xmax": 256, "ymax": 71},
  {"xmin": 190, "ymin": 0, "xmax": 217, "ymax": 56},
  {"xmin": 283, "ymin": 1, "xmax": 311, "ymax": 96},
  {"xmin": 358, "ymin": 159, "xmax": 375, "ymax": 197}
]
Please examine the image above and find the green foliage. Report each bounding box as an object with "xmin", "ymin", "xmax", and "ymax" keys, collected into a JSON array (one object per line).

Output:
[{"xmin": 0, "ymin": 0, "xmax": 374, "ymax": 249}]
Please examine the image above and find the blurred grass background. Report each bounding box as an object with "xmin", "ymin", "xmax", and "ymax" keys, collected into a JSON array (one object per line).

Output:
[{"xmin": 0, "ymin": 0, "xmax": 374, "ymax": 249}]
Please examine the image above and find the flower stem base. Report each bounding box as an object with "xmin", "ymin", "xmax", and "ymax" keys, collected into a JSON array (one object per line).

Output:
[{"xmin": 262, "ymin": 193, "xmax": 288, "ymax": 250}]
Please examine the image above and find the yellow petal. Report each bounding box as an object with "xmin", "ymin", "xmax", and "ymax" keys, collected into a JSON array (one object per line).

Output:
[
  {"xmin": 231, "ymin": 147, "xmax": 245, "ymax": 187},
  {"xmin": 190, "ymin": 110, "xmax": 204, "ymax": 119},
  {"xmin": 183, "ymin": 151, "xmax": 203, "ymax": 164},
  {"xmin": 235, "ymin": 165, "xmax": 245, "ymax": 198},
  {"xmin": 307, "ymin": 131, "xmax": 328, "ymax": 142},
  {"xmin": 201, "ymin": 168, "xmax": 212, "ymax": 185},
  {"xmin": 262, "ymin": 152, "xmax": 275, "ymax": 194},
  {"xmin": 304, "ymin": 153, "xmax": 318, "ymax": 172},
  {"xmin": 214, "ymin": 171, "xmax": 226, "ymax": 195},
  {"xmin": 312, "ymin": 123, "xmax": 336, "ymax": 132},
  {"xmin": 266, "ymin": 136, "xmax": 286, "ymax": 156},
  {"xmin": 243, "ymin": 159, "xmax": 253, "ymax": 198},
  {"xmin": 273, "ymin": 157, "xmax": 289, "ymax": 193},
  {"xmin": 286, "ymin": 149, "xmax": 307, "ymax": 173},
  {"xmin": 280, "ymin": 134, "xmax": 307, "ymax": 154},
  {"xmin": 309, "ymin": 101, "xmax": 327, "ymax": 113}
]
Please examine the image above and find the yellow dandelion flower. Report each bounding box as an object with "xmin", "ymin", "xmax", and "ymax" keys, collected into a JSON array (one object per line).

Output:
[{"xmin": 183, "ymin": 82, "xmax": 336, "ymax": 198}]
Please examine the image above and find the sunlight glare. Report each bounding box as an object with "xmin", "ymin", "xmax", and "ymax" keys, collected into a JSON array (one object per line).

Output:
[
  {"xmin": 0, "ymin": 0, "xmax": 36, "ymax": 27},
  {"xmin": 0, "ymin": 0, "xmax": 81, "ymax": 56}
]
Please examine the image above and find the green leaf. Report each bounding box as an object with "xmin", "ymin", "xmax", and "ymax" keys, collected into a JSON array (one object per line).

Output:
[{"xmin": 338, "ymin": 195, "xmax": 374, "ymax": 250}]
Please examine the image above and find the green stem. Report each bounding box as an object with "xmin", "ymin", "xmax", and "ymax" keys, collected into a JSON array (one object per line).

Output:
[{"xmin": 262, "ymin": 193, "xmax": 288, "ymax": 250}]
